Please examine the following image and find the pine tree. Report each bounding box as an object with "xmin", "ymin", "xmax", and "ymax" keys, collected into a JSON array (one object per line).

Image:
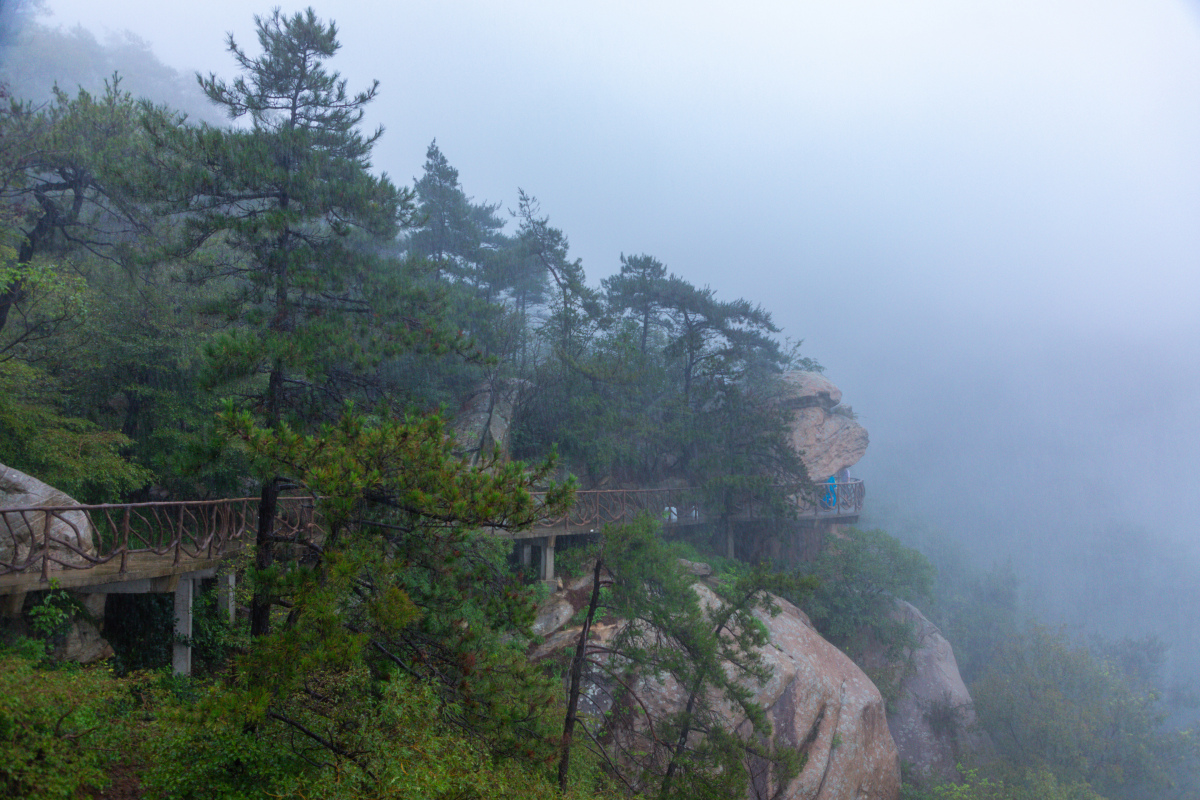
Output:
[
  {"xmin": 603, "ymin": 253, "xmax": 671, "ymax": 355},
  {"xmin": 219, "ymin": 404, "xmax": 575, "ymax": 770},
  {"xmin": 408, "ymin": 139, "xmax": 506, "ymax": 289},
  {"xmin": 557, "ymin": 518, "xmax": 814, "ymax": 798},
  {"xmin": 156, "ymin": 8, "xmax": 413, "ymax": 423}
]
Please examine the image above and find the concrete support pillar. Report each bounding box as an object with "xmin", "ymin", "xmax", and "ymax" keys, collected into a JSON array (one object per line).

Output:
[
  {"xmin": 541, "ymin": 534, "xmax": 557, "ymax": 586},
  {"xmin": 520, "ymin": 542, "xmax": 533, "ymax": 568},
  {"xmin": 216, "ymin": 573, "xmax": 236, "ymax": 623},
  {"xmin": 172, "ymin": 578, "xmax": 193, "ymax": 676}
]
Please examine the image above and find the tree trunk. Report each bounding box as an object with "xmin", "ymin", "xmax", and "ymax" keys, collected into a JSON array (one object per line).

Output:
[
  {"xmin": 558, "ymin": 557, "xmax": 605, "ymax": 792},
  {"xmin": 250, "ymin": 479, "xmax": 279, "ymax": 637}
]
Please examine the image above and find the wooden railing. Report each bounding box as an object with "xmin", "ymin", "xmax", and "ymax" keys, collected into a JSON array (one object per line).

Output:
[
  {"xmin": 0, "ymin": 481, "xmax": 863, "ymax": 581},
  {"xmin": 0, "ymin": 496, "xmax": 317, "ymax": 580},
  {"xmin": 529, "ymin": 480, "xmax": 864, "ymax": 532}
]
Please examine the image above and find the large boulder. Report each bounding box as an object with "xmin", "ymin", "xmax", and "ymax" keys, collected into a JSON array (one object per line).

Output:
[
  {"xmin": 51, "ymin": 595, "xmax": 114, "ymax": 665},
  {"xmin": 745, "ymin": 589, "xmax": 900, "ymax": 800},
  {"xmin": 781, "ymin": 371, "xmax": 869, "ymax": 480},
  {"xmin": 534, "ymin": 571, "xmax": 900, "ymax": 800},
  {"xmin": 864, "ymin": 601, "xmax": 988, "ymax": 784},
  {"xmin": 0, "ymin": 463, "xmax": 95, "ymax": 569}
]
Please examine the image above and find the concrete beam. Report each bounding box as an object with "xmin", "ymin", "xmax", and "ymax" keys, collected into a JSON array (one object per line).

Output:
[{"xmin": 82, "ymin": 567, "xmax": 218, "ymax": 595}]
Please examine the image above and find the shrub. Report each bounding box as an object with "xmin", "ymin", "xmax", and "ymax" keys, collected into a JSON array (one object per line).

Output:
[{"xmin": 0, "ymin": 649, "xmax": 129, "ymax": 799}]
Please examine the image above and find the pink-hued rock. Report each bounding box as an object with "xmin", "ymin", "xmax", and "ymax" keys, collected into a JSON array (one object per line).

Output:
[
  {"xmin": 533, "ymin": 575, "xmax": 900, "ymax": 800},
  {"xmin": 778, "ymin": 372, "xmax": 869, "ymax": 481},
  {"xmin": 789, "ymin": 407, "xmax": 870, "ymax": 481},
  {"xmin": 781, "ymin": 371, "xmax": 843, "ymax": 408},
  {"xmin": 53, "ymin": 618, "xmax": 114, "ymax": 664},
  {"xmin": 0, "ymin": 462, "xmax": 95, "ymax": 569},
  {"xmin": 744, "ymin": 589, "xmax": 899, "ymax": 800}
]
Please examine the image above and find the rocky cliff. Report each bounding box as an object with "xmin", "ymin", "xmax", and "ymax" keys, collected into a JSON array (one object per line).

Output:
[
  {"xmin": 534, "ymin": 567, "xmax": 901, "ymax": 800},
  {"xmin": 860, "ymin": 601, "xmax": 989, "ymax": 784},
  {"xmin": 781, "ymin": 371, "xmax": 869, "ymax": 481},
  {"xmin": 453, "ymin": 379, "xmax": 525, "ymax": 466}
]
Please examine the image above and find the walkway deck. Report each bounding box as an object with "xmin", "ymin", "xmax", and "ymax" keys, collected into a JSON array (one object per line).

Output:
[
  {"xmin": 0, "ymin": 481, "xmax": 864, "ymax": 594},
  {"xmin": 0, "ymin": 482, "xmax": 862, "ymax": 673}
]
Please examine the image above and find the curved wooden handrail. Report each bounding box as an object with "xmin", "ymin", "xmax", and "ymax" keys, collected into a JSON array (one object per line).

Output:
[
  {"xmin": 0, "ymin": 496, "xmax": 316, "ymax": 579},
  {"xmin": 0, "ymin": 481, "xmax": 864, "ymax": 580}
]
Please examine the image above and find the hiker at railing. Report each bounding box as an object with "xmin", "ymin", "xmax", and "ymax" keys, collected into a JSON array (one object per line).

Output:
[{"xmin": 821, "ymin": 476, "xmax": 838, "ymax": 510}]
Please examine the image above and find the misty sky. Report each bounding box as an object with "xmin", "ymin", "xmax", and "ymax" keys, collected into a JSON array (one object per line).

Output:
[{"xmin": 33, "ymin": 0, "xmax": 1200, "ymax": 654}]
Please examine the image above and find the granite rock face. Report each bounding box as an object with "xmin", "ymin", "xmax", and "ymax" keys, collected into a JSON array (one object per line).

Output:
[
  {"xmin": 781, "ymin": 371, "xmax": 843, "ymax": 409},
  {"xmin": 534, "ymin": 572, "xmax": 900, "ymax": 800},
  {"xmin": 453, "ymin": 379, "xmax": 526, "ymax": 466},
  {"xmin": 868, "ymin": 601, "xmax": 988, "ymax": 784},
  {"xmin": 0, "ymin": 463, "xmax": 95, "ymax": 569},
  {"xmin": 53, "ymin": 618, "xmax": 114, "ymax": 664},
  {"xmin": 781, "ymin": 371, "xmax": 869, "ymax": 480},
  {"xmin": 743, "ymin": 589, "xmax": 900, "ymax": 800}
]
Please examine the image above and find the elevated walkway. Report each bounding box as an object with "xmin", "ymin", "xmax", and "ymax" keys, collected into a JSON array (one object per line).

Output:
[{"xmin": 0, "ymin": 482, "xmax": 863, "ymax": 671}]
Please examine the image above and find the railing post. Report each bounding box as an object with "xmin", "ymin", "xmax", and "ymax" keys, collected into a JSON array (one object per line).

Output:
[
  {"xmin": 39, "ymin": 510, "xmax": 52, "ymax": 582},
  {"xmin": 173, "ymin": 505, "xmax": 185, "ymax": 565},
  {"xmin": 119, "ymin": 507, "xmax": 130, "ymax": 574}
]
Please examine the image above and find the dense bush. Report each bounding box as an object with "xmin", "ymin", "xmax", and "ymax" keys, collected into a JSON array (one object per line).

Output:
[
  {"xmin": 902, "ymin": 767, "xmax": 1106, "ymax": 800},
  {"xmin": 797, "ymin": 528, "xmax": 934, "ymax": 656},
  {"xmin": 0, "ymin": 647, "xmax": 130, "ymax": 799}
]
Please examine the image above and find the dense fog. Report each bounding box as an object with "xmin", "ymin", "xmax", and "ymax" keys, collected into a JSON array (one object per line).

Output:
[{"xmin": 14, "ymin": 0, "xmax": 1200, "ymax": 697}]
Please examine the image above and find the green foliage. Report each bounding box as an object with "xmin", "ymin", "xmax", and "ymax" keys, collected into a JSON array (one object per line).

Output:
[
  {"xmin": 902, "ymin": 767, "xmax": 1107, "ymax": 800},
  {"xmin": 970, "ymin": 623, "xmax": 1196, "ymax": 799},
  {"xmin": 216, "ymin": 403, "xmax": 575, "ymax": 775},
  {"xmin": 141, "ymin": 669, "xmax": 612, "ymax": 800},
  {"xmin": 0, "ymin": 650, "xmax": 129, "ymax": 799},
  {"xmin": 799, "ymin": 527, "xmax": 935, "ymax": 656},
  {"xmin": 0, "ymin": 9, "xmax": 844, "ymax": 800},
  {"xmin": 564, "ymin": 518, "xmax": 814, "ymax": 799},
  {"xmin": 0, "ymin": 361, "xmax": 152, "ymax": 500},
  {"xmin": 150, "ymin": 7, "xmax": 420, "ymax": 424},
  {"xmin": 26, "ymin": 582, "xmax": 81, "ymax": 641}
]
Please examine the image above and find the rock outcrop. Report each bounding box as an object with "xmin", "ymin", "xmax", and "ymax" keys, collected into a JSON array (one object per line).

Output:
[
  {"xmin": 864, "ymin": 601, "xmax": 988, "ymax": 784},
  {"xmin": 0, "ymin": 463, "xmax": 96, "ymax": 569},
  {"xmin": 747, "ymin": 591, "xmax": 900, "ymax": 800},
  {"xmin": 453, "ymin": 379, "xmax": 526, "ymax": 466},
  {"xmin": 51, "ymin": 594, "xmax": 114, "ymax": 665},
  {"xmin": 533, "ymin": 567, "xmax": 900, "ymax": 800},
  {"xmin": 781, "ymin": 371, "xmax": 869, "ymax": 480}
]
